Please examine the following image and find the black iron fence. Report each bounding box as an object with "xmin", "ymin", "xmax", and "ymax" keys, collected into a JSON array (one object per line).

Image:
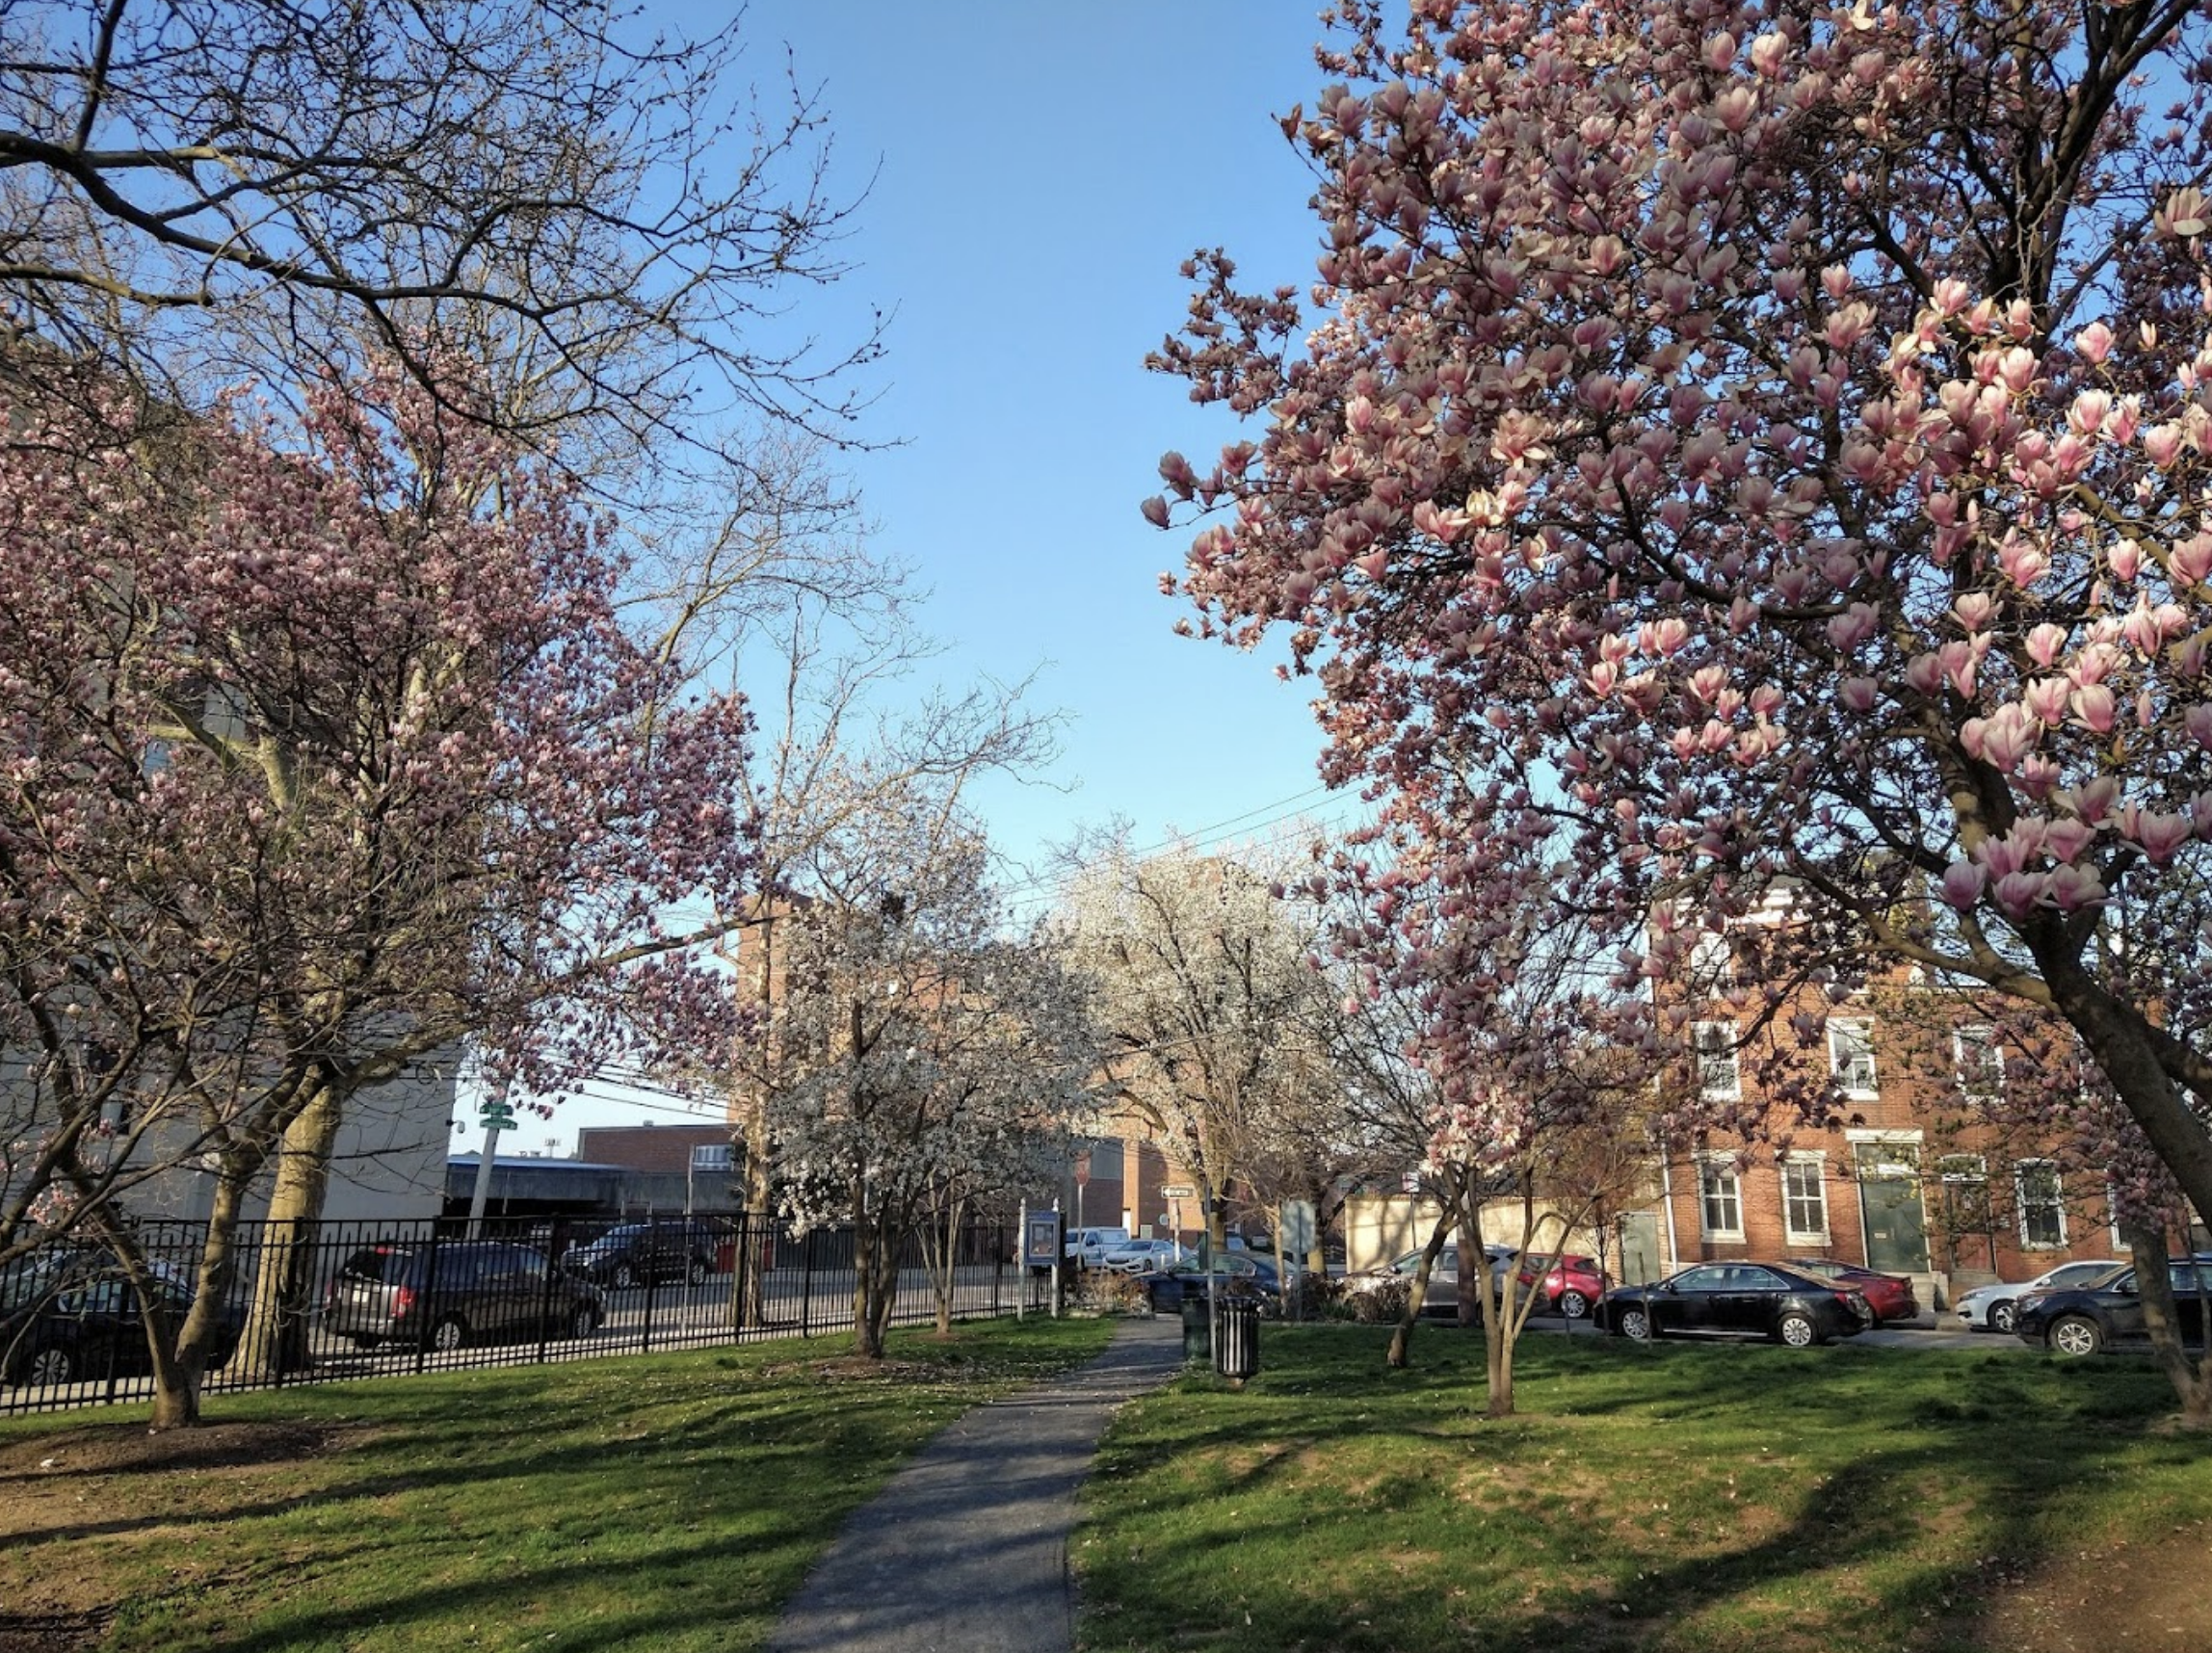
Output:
[{"xmin": 0, "ymin": 1214, "xmax": 1046, "ymax": 1417}]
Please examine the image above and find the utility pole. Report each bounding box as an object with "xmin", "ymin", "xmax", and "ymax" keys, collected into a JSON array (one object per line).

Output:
[{"xmin": 466, "ymin": 1089, "xmax": 517, "ymax": 1240}]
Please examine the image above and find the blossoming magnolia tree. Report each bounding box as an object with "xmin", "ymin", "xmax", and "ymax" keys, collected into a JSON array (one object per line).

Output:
[
  {"xmin": 764, "ymin": 792, "xmax": 1093, "ymax": 1356},
  {"xmin": 1318, "ymin": 830, "xmax": 1660, "ymax": 1408},
  {"xmin": 1148, "ymin": 0, "xmax": 2212, "ymax": 1374},
  {"xmin": 0, "ymin": 369, "xmax": 756, "ymax": 1427}
]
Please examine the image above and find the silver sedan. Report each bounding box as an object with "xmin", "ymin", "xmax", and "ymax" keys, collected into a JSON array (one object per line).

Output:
[{"xmin": 1954, "ymin": 1259, "xmax": 2122, "ymax": 1333}]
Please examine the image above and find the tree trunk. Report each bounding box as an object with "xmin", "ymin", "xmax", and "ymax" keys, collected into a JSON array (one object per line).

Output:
[
  {"xmin": 237, "ymin": 1081, "xmax": 343, "ymax": 1376},
  {"xmin": 2123, "ymin": 1224, "xmax": 2212, "ymax": 1430},
  {"xmin": 1386, "ymin": 1203, "xmax": 1457, "ymax": 1370},
  {"xmin": 729, "ymin": 1097, "xmax": 775, "ymax": 1329},
  {"xmin": 142, "ymin": 1163, "xmax": 255, "ymax": 1431}
]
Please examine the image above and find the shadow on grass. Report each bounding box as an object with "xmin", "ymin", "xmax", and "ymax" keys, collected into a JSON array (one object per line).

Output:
[{"xmin": 1076, "ymin": 1325, "xmax": 2201, "ymax": 1653}]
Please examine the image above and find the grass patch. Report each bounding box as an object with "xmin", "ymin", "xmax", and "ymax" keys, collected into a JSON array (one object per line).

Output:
[
  {"xmin": 0, "ymin": 1315, "xmax": 1114, "ymax": 1652},
  {"xmin": 1075, "ymin": 1325, "xmax": 2212, "ymax": 1653}
]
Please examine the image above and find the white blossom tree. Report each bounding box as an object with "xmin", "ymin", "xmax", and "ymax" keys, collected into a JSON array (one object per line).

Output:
[
  {"xmin": 1052, "ymin": 835, "xmax": 1333, "ymax": 1252},
  {"xmin": 767, "ymin": 793, "xmax": 1093, "ymax": 1356}
]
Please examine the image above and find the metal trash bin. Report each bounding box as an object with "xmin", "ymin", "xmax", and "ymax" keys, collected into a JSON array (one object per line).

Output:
[
  {"xmin": 1216, "ymin": 1298, "xmax": 1260, "ymax": 1380},
  {"xmin": 1179, "ymin": 1297, "xmax": 1210, "ymax": 1361}
]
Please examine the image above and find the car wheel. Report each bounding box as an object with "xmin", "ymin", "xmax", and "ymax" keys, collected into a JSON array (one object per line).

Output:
[
  {"xmin": 1619, "ymin": 1307, "xmax": 1653, "ymax": 1341},
  {"xmin": 612, "ymin": 1262, "xmax": 638, "ymax": 1291},
  {"xmin": 1777, "ymin": 1311, "xmax": 1821, "ymax": 1349},
  {"xmin": 1990, "ymin": 1301, "xmax": 2017, "ymax": 1335},
  {"xmin": 430, "ymin": 1316, "xmax": 468, "ymax": 1352},
  {"xmin": 686, "ymin": 1257, "xmax": 708, "ymax": 1287},
  {"xmin": 567, "ymin": 1303, "xmax": 600, "ymax": 1340},
  {"xmin": 2048, "ymin": 1314, "xmax": 2103, "ymax": 1357},
  {"xmin": 26, "ymin": 1345, "xmax": 75, "ymax": 1387},
  {"xmin": 1560, "ymin": 1289, "xmax": 1592, "ymax": 1320}
]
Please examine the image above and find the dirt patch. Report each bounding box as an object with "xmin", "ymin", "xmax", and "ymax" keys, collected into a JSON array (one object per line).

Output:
[
  {"xmin": 1978, "ymin": 1523, "xmax": 2212, "ymax": 1651},
  {"xmin": 0, "ymin": 1420, "xmax": 350, "ymax": 1483},
  {"xmin": 0, "ymin": 1421, "xmax": 354, "ymax": 1652},
  {"xmin": 756, "ymin": 1357, "xmax": 939, "ymax": 1384},
  {"xmin": 0, "ymin": 1608, "xmax": 114, "ymax": 1653}
]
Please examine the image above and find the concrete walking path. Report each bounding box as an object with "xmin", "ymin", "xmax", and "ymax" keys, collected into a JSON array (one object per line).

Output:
[{"xmin": 766, "ymin": 1315, "xmax": 1184, "ymax": 1653}]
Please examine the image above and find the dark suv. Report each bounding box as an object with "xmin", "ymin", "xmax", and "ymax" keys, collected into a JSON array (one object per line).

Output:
[
  {"xmin": 561, "ymin": 1220, "xmax": 725, "ymax": 1289},
  {"xmin": 322, "ymin": 1241, "xmax": 604, "ymax": 1352},
  {"xmin": 2014, "ymin": 1255, "xmax": 2212, "ymax": 1357},
  {"xmin": 2, "ymin": 1246, "xmax": 243, "ymax": 1388}
]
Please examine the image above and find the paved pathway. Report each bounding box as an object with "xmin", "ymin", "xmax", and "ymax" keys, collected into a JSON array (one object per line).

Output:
[{"xmin": 767, "ymin": 1315, "xmax": 1184, "ymax": 1653}]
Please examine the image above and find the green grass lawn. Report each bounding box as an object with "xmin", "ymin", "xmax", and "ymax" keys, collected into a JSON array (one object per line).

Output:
[
  {"xmin": 1074, "ymin": 1325, "xmax": 2212, "ymax": 1653},
  {"xmin": 0, "ymin": 1316, "xmax": 1115, "ymax": 1652}
]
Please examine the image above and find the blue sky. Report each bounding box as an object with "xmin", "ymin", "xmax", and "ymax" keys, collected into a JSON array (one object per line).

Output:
[
  {"xmin": 464, "ymin": 4, "xmax": 1364, "ymax": 1154},
  {"xmin": 735, "ymin": 2, "xmax": 1361, "ymax": 893}
]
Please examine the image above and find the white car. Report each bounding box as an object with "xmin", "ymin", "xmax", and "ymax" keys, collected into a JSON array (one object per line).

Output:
[
  {"xmin": 1063, "ymin": 1227, "xmax": 1130, "ymax": 1268},
  {"xmin": 1099, "ymin": 1239, "xmax": 1191, "ymax": 1275},
  {"xmin": 1955, "ymin": 1259, "xmax": 2123, "ymax": 1333}
]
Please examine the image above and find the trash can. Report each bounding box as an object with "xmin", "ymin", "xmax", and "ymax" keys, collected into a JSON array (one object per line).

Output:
[
  {"xmin": 1179, "ymin": 1296, "xmax": 1210, "ymax": 1362},
  {"xmin": 1216, "ymin": 1298, "xmax": 1260, "ymax": 1380}
]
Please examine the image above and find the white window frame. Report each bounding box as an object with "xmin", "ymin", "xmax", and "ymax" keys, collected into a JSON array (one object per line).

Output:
[
  {"xmin": 691, "ymin": 1142, "xmax": 733, "ymax": 1171},
  {"xmin": 1688, "ymin": 932, "xmax": 1733, "ymax": 998},
  {"xmin": 1780, "ymin": 1154, "xmax": 1830, "ymax": 1245},
  {"xmin": 1954, "ymin": 1024, "xmax": 2004, "ymax": 1099},
  {"xmin": 1828, "ymin": 1016, "xmax": 1878, "ymax": 1099},
  {"xmin": 1698, "ymin": 1158, "xmax": 1745, "ymax": 1241},
  {"xmin": 2015, "ymin": 1159, "xmax": 2067, "ymax": 1249},
  {"xmin": 1695, "ymin": 1020, "xmax": 1741, "ymax": 1101}
]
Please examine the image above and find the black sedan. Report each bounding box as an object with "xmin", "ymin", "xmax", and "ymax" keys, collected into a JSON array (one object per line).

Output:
[
  {"xmin": 0, "ymin": 1248, "xmax": 243, "ymax": 1389},
  {"xmin": 1593, "ymin": 1262, "xmax": 1874, "ymax": 1348},
  {"xmin": 2014, "ymin": 1256, "xmax": 2211, "ymax": 1357},
  {"xmin": 1143, "ymin": 1253, "xmax": 1281, "ymax": 1314}
]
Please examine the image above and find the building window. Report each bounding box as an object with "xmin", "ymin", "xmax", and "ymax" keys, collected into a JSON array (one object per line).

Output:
[
  {"xmin": 1695, "ymin": 1021, "xmax": 1741, "ymax": 1101},
  {"xmin": 691, "ymin": 1142, "xmax": 733, "ymax": 1171},
  {"xmin": 1936, "ymin": 1154, "xmax": 1995, "ymax": 1271},
  {"xmin": 1698, "ymin": 1160, "xmax": 1744, "ymax": 1239},
  {"xmin": 1781, "ymin": 1157, "xmax": 1829, "ymax": 1243},
  {"xmin": 1829, "ymin": 1017, "xmax": 1877, "ymax": 1098},
  {"xmin": 1689, "ymin": 932, "xmax": 1733, "ymax": 997},
  {"xmin": 1954, "ymin": 1025, "xmax": 2004, "ymax": 1099},
  {"xmin": 2016, "ymin": 1160, "xmax": 2067, "ymax": 1248}
]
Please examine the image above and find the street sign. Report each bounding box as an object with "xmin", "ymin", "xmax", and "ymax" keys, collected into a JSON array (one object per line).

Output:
[
  {"xmin": 479, "ymin": 1103, "xmax": 516, "ymax": 1132},
  {"xmin": 1161, "ymin": 1184, "xmax": 1195, "ymax": 1199},
  {"xmin": 1280, "ymin": 1198, "xmax": 1316, "ymax": 1253},
  {"xmin": 1072, "ymin": 1151, "xmax": 1091, "ymax": 1188}
]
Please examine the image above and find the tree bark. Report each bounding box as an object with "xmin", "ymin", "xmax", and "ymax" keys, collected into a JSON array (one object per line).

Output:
[
  {"xmin": 237, "ymin": 1081, "xmax": 343, "ymax": 1377},
  {"xmin": 142, "ymin": 1162, "xmax": 254, "ymax": 1431},
  {"xmin": 1386, "ymin": 1202, "xmax": 1457, "ymax": 1370},
  {"xmin": 2122, "ymin": 1224, "xmax": 2212, "ymax": 1430}
]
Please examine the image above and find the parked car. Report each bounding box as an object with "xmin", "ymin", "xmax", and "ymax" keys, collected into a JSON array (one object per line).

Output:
[
  {"xmin": 2013, "ymin": 1256, "xmax": 2212, "ymax": 1357},
  {"xmin": 1343, "ymin": 1244, "xmax": 1516, "ymax": 1318},
  {"xmin": 1780, "ymin": 1257, "xmax": 1920, "ymax": 1324},
  {"xmin": 1593, "ymin": 1261, "xmax": 1874, "ymax": 1347},
  {"xmin": 561, "ymin": 1220, "xmax": 725, "ymax": 1289},
  {"xmin": 1515, "ymin": 1253, "xmax": 1609, "ymax": 1319},
  {"xmin": 1954, "ymin": 1259, "xmax": 2123, "ymax": 1334},
  {"xmin": 1, "ymin": 1246, "xmax": 243, "ymax": 1388},
  {"xmin": 1098, "ymin": 1238, "xmax": 1190, "ymax": 1275},
  {"xmin": 1142, "ymin": 1253, "xmax": 1282, "ymax": 1314},
  {"xmin": 324, "ymin": 1240, "xmax": 605, "ymax": 1351},
  {"xmin": 1062, "ymin": 1226, "xmax": 1131, "ymax": 1269}
]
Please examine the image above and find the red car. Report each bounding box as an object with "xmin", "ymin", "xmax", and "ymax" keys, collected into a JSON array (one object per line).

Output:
[
  {"xmin": 1782, "ymin": 1257, "xmax": 1918, "ymax": 1323},
  {"xmin": 1514, "ymin": 1253, "xmax": 1608, "ymax": 1319}
]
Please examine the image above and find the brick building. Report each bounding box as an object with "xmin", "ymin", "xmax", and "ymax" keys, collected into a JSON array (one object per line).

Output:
[{"xmin": 1647, "ymin": 913, "xmax": 2192, "ymax": 1302}]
